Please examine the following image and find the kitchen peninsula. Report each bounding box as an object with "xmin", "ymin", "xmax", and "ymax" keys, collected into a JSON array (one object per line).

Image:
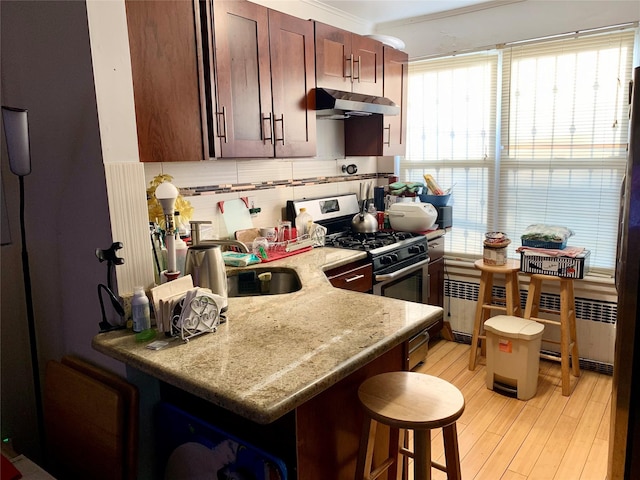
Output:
[{"xmin": 92, "ymin": 247, "xmax": 443, "ymax": 479}]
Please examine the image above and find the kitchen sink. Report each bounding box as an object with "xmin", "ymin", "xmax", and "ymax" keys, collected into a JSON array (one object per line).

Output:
[{"xmin": 227, "ymin": 268, "xmax": 302, "ymax": 297}]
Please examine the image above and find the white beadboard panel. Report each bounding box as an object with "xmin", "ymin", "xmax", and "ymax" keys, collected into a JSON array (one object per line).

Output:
[
  {"xmin": 143, "ymin": 160, "xmax": 239, "ymax": 188},
  {"xmin": 237, "ymin": 158, "xmax": 293, "ymax": 183},
  {"xmin": 104, "ymin": 162, "xmax": 155, "ymax": 293}
]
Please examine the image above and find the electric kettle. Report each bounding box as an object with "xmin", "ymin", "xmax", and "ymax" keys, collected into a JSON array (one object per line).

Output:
[{"xmin": 184, "ymin": 244, "xmax": 228, "ymax": 312}]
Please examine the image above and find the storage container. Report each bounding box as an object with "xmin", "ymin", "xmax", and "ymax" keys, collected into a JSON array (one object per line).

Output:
[
  {"xmin": 485, "ymin": 315, "xmax": 545, "ymax": 400},
  {"xmin": 519, "ymin": 250, "xmax": 590, "ymax": 279},
  {"xmin": 418, "ymin": 193, "xmax": 451, "ymax": 207}
]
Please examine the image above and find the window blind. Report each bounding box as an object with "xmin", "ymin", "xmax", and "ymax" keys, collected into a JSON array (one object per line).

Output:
[
  {"xmin": 401, "ymin": 28, "xmax": 636, "ymax": 273},
  {"xmin": 404, "ymin": 52, "xmax": 498, "ymax": 257}
]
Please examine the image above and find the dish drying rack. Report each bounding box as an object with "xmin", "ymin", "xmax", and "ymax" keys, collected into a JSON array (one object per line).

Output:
[{"xmin": 257, "ymin": 228, "xmax": 326, "ymax": 263}]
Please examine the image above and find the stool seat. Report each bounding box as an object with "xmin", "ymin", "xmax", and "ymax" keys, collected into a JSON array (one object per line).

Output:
[
  {"xmin": 469, "ymin": 259, "xmax": 522, "ymax": 370},
  {"xmin": 358, "ymin": 372, "xmax": 465, "ymax": 429},
  {"xmin": 356, "ymin": 372, "xmax": 465, "ymax": 480}
]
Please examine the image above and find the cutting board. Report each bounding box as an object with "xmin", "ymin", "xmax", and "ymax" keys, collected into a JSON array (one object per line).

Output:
[
  {"xmin": 235, "ymin": 227, "xmax": 261, "ymax": 244},
  {"xmin": 220, "ymin": 198, "xmax": 254, "ymax": 239},
  {"xmin": 45, "ymin": 360, "xmax": 128, "ymax": 479}
]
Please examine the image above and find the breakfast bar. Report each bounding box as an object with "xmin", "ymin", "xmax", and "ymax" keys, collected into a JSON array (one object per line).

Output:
[{"xmin": 92, "ymin": 247, "xmax": 443, "ymax": 478}]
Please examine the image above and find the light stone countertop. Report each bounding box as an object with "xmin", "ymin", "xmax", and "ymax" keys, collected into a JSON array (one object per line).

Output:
[{"xmin": 92, "ymin": 247, "xmax": 443, "ymax": 424}]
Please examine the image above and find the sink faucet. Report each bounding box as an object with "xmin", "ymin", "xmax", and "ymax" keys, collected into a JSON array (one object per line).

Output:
[
  {"xmin": 199, "ymin": 239, "xmax": 249, "ymax": 253},
  {"xmin": 189, "ymin": 220, "xmax": 249, "ymax": 252}
]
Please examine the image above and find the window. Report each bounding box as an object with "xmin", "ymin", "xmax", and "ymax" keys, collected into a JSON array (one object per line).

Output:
[{"xmin": 402, "ymin": 27, "xmax": 637, "ymax": 274}]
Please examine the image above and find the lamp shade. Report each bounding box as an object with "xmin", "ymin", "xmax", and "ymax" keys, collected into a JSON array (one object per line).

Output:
[{"xmin": 1, "ymin": 106, "xmax": 31, "ymax": 176}]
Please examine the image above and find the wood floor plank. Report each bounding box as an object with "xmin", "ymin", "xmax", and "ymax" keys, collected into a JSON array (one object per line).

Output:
[
  {"xmin": 581, "ymin": 437, "xmax": 609, "ymax": 480},
  {"xmin": 501, "ymin": 470, "xmax": 527, "ymax": 480},
  {"xmin": 508, "ymin": 388, "xmax": 570, "ymax": 476},
  {"xmin": 474, "ymin": 405, "xmax": 542, "ymax": 480},
  {"xmin": 486, "ymin": 396, "xmax": 526, "ymax": 436},
  {"xmin": 562, "ymin": 370, "xmax": 599, "ymax": 419},
  {"xmin": 596, "ymin": 397, "xmax": 611, "ymax": 441},
  {"xmin": 460, "ymin": 430, "xmax": 502, "ymax": 479},
  {"xmin": 526, "ymin": 414, "xmax": 579, "ymax": 480},
  {"xmin": 457, "ymin": 392, "xmax": 508, "ymax": 457},
  {"xmin": 553, "ymin": 399, "xmax": 608, "ymax": 480}
]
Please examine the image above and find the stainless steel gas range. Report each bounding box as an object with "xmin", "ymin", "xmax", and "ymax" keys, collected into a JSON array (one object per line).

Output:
[{"xmin": 287, "ymin": 194, "xmax": 443, "ymax": 369}]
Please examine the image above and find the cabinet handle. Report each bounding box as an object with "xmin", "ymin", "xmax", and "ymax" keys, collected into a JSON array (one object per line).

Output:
[
  {"xmin": 345, "ymin": 54, "xmax": 354, "ymax": 82},
  {"xmin": 216, "ymin": 106, "xmax": 228, "ymax": 143},
  {"xmin": 262, "ymin": 112, "xmax": 274, "ymax": 145},
  {"xmin": 353, "ymin": 55, "xmax": 361, "ymax": 82},
  {"xmin": 274, "ymin": 114, "xmax": 285, "ymax": 145},
  {"xmin": 384, "ymin": 124, "xmax": 391, "ymax": 146},
  {"xmin": 345, "ymin": 274, "xmax": 365, "ymax": 283}
]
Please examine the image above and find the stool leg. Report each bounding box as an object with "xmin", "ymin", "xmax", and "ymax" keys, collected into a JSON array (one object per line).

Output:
[
  {"xmin": 524, "ymin": 276, "xmax": 541, "ymax": 319},
  {"xmin": 559, "ymin": 282, "xmax": 572, "ymax": 396},
  {"xmin": 567, "ymin": 280, "xmax": 580, "ymax": 378},
  {"xmin": 505, "ymin": 272, "xmax": 522, "ymax": 317},
  {"xmin": 414, "ymin": 429, "xmax": 432, "ymax": 480},
  {"xmin": 388, "ymin": 426, "xmax": 402, "ymax": 480},
  {"xmin": 470, "ymin": 271, "xmax": 493, "ymax": 370},
  {"xmin": 355, "ymin": 417, "xmax": 377, "ymax": 480},
  {"xmin": 442, "ymin": 423, "xmax": 462, "ymax": 480}
]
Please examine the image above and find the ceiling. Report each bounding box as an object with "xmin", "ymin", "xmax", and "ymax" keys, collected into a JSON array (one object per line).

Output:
[{"xmin": 312, "ymin": 0, "xmax": 496, "ymax": 25}]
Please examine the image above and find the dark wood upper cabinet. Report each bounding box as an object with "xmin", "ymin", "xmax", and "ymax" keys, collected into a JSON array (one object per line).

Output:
[
  {"xmin": 382, "ymin": 46, "xmax": 408, "ymax": 156},
  {"xmin": 345, "ymin": 46, "xmax": 409, "ymax": 157},
  {"xmin": 125, "ymin": 0, "xmax": 210, "ymax": 162},
  {"xmin": 315, "ymin": 22, "xmax": 383, "ymax": 97},
  {"xmin": 212, "ymin": 1, "xmax": 316, "ymax": 158},
  {"xmin": 267, "ymin": 9, "xmax": 317, "ymax": 158}
]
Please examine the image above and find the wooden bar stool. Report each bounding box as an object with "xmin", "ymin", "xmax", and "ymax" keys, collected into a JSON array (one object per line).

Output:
[
  {"xmin": 355, "ymin": 372, "xmax": 465, "ymax": 480},
  {"xmin": 524, "ymin": 273, "xmax": 580, "ymax": 396},
  {"xmin": 469, "ymin": 259, "xmax": 522, "ymax": 370}
]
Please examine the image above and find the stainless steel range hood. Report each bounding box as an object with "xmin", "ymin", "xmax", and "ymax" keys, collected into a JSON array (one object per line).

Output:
[{"xmin": 314, "ymin": 88, "xmax": 400, "ymax": 117}]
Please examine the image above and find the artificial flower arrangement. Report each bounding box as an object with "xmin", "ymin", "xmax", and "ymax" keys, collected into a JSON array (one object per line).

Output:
[{"xmin": 146, "ymin": 174, "xmax": 194, "ymax": 232}]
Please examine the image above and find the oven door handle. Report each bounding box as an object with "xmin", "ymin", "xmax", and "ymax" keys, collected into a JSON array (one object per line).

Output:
[{"xmin": 374, "ymin": 257, "xmax": 430, "ymax": 282}]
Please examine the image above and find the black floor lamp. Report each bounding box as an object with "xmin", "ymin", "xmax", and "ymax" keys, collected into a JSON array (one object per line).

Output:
[{"xmin": 1, "ymin": 106, "xmax": 44, "ymax": 452}]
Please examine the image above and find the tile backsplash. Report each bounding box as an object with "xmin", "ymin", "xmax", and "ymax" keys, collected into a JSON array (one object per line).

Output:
[
  {"xmin": 143, "ymin": 118, "xmax": 396, "ymax": 238},
  {"xmin": 144, "ymin": 156, "xmax": 393, "ymax": 239}
]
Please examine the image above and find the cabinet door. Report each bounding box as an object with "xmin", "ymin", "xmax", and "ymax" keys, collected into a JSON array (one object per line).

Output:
[
  {"xmin": 213, "ymin": 0, "xmax": 274, "ymax": 158},
  {"xmin": 268, "ymin": 10, "xmax": 317, "ymax": 158},
  {"xmin": 314, "ymin": 22, "xmax": 352, "ymax": 92},
  {"xmin": 126, "ymin": 0, "xmax": 209, "ymax": 162},
  {"xmin": 383, "ymin": 46, "xmax": 408, "ymax": 156},
  {"xmin": 351, "ymin": 35, "xmax": 383, "ymax": 97}
]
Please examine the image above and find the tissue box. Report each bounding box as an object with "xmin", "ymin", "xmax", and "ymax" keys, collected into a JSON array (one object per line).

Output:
[{"xmin": 519, "ymin": 250, "xmax": 590, "ymax": 279}]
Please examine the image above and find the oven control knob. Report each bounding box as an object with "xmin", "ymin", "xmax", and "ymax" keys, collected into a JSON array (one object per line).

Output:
[
  {"xmin": 380, "ymin": 254, "xmax": 398, "ymax": 265},
  {"xmin": 409, "ymin": 245, "xmax": 425, "ymax": 254}
]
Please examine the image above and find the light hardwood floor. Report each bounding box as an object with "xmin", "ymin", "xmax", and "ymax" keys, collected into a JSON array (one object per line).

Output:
[{"xmin": 409, "ymin": 339, "xmax": 612, "ymax": 480}]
